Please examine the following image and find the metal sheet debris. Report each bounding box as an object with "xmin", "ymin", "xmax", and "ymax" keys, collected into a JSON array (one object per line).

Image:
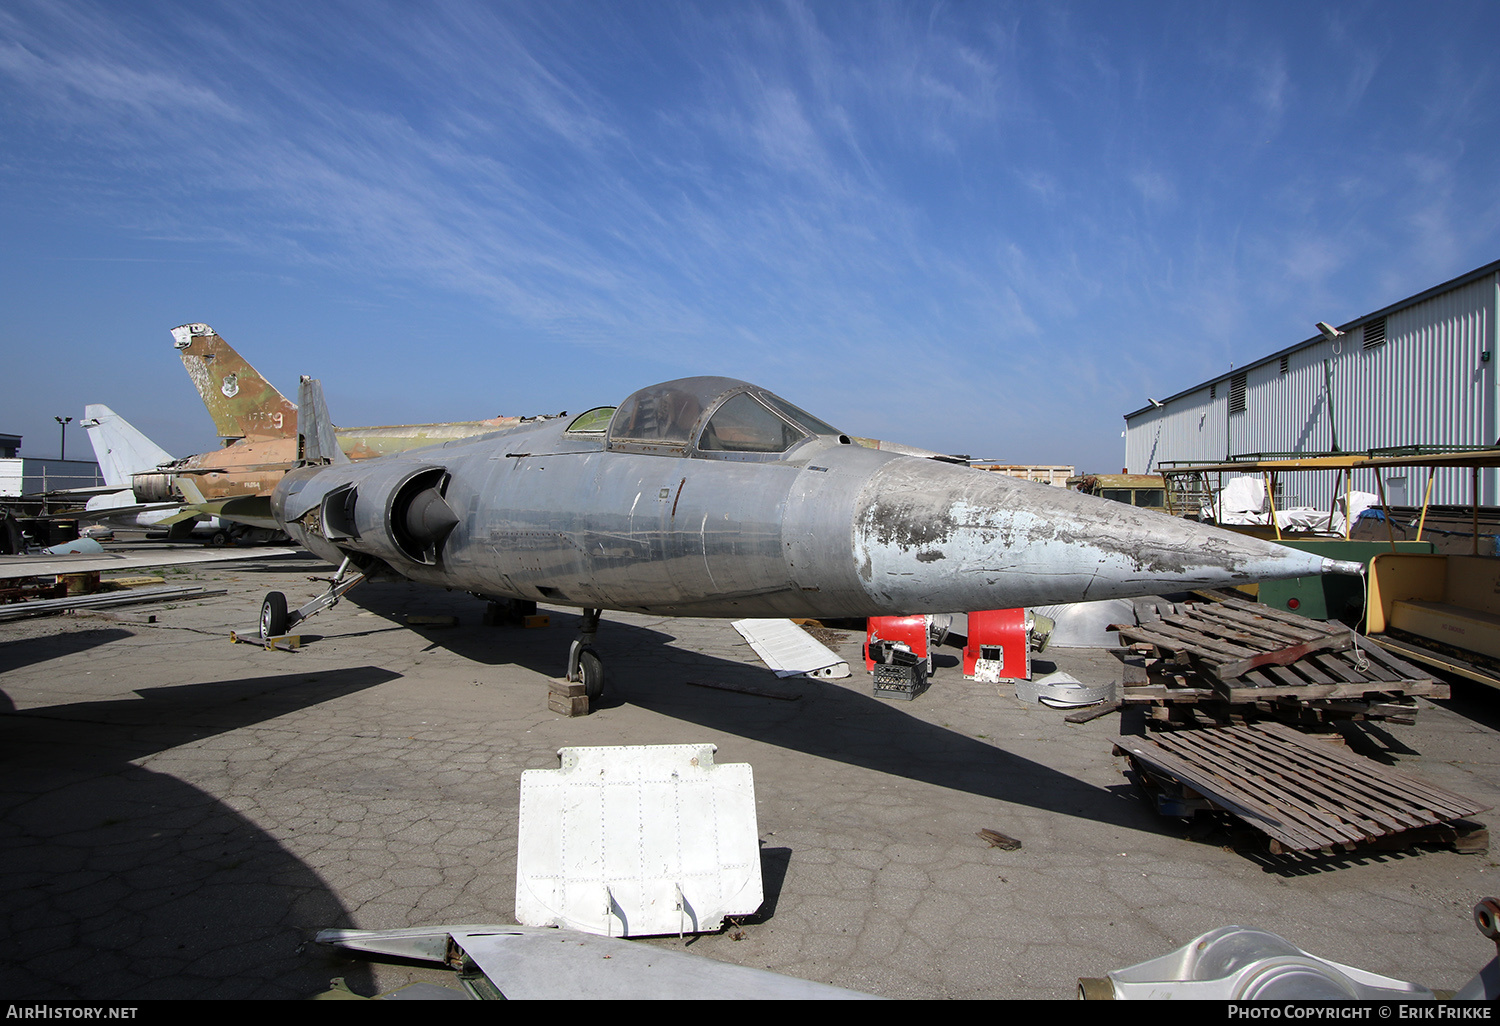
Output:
[
  {"xmin": 1015, "ymin": 671, "xmax": 1117, "ymax": 707},
  {"xmin": 317, "ymin": 924, "xmax": 880, "ymax": 1000},
  {"xmin": 0, "ymin": 584, "xmax": 225, "ymax": 621},
  {"xmin": 732, "ymin": 618, "xmax": 850, "ymax": 678},
  {"xmin": 515, "ymin": 744, "xmax": 763, "ymax": 938}
]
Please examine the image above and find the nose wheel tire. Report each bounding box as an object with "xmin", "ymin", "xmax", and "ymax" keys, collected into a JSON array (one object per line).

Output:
[
  {"xmin": 260, "ymin": 591, "xmax": 288, "ymax": 638},
  {"xmin": 565, "ymin": 608, "xmax": 606, "ymax": 703},
  {"xmin": 577, "ymin": 648, "xmax": 605, "ymax": 702}
]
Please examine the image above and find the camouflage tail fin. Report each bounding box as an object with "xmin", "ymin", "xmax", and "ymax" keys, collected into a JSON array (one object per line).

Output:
[{"xmin": 171, "ymin": 323, "xmax": 298, "ymax": 443}]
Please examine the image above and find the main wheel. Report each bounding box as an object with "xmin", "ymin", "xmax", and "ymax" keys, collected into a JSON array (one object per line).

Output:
[
  {"xmin": 260, "ymin": 591, "xmax": 288, "ymax": 638},
  {"xmin": 578, "ymin": 647, "xmax": 605, "ymax": 702},
  {"xmin": 209, "ymin": 530, "xmax": 230, "ymax": 547}
]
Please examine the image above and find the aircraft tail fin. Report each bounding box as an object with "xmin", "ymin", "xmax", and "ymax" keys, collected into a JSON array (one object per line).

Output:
[
  {"xmin": 79, "ymin": 404, "xmax": 175, "ymax": 488},
  {"xmin": 171, "ymin": 323, "xmax": 298, "ymax": 443},
  {"xmin": 297, "ymin": 376, "xmax": 350, "ymax": 466}
]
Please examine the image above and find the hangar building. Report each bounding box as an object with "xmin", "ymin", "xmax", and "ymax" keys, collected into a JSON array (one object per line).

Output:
[{"xmin": 1123, "ymin": 259, "xmax": 1500, "ymax": 509}]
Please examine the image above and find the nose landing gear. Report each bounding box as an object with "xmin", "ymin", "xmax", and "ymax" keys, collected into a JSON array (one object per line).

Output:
[
  {"xmin": 255, "ymin": 556, "xmax": 367, "ymax": 643},
  {"xmin": 565, "ymin": 607, "xmax": 606, "ymax": 702}
]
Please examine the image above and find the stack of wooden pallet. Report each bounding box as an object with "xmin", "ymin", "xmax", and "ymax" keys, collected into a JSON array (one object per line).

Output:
[{"xmin": 1115, "ymin": 595, "xmax": 1447, "ymax": 724}]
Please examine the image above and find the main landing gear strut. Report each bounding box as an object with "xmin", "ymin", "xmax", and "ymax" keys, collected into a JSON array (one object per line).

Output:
[{"xmin": 566, "ymin": 607, "xmax": 605, "ymax": 702}]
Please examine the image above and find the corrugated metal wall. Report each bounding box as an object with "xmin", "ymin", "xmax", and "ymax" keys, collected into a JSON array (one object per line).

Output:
[{"xmin": 1126, "ymin": 269, "xmax": 1499, "ymax": 508}]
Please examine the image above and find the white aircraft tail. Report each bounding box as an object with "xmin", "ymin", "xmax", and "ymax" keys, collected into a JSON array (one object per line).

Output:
[{"xmin": 80, "ymin": 405, "xmax": 174, "ymax": 487}]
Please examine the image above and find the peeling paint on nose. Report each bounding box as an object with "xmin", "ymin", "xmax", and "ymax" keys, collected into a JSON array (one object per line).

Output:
[{"xmin": 850, "ymin": 459, "xmax": 1350, "ymax": 613}]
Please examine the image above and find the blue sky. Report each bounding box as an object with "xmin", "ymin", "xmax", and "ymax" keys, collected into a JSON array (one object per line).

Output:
[{"xmin": 2, "ymin": 0, "xmax": 1497, "ymax": 472}]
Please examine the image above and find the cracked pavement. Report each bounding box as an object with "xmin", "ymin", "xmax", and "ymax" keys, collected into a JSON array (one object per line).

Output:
[{"xmin": 2, "ymin": 547, "xmax": 1499, "ymax": 999}]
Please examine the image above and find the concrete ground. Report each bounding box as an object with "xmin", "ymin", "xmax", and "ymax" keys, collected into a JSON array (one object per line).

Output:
[{"xmin": 2, "ymin": 544, "xmax": 1499, "ymax": 1000}]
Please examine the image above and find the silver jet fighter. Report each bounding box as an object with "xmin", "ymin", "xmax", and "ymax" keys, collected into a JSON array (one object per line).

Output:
[{"xmin": 265, "ymin": 376, "xmax": 1362, "ymax": 699}]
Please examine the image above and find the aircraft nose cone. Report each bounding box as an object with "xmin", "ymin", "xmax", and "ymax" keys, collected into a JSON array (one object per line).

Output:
[{"xmin": 849, "ymin": 459, "xmax": 1354, "ymax": 612}]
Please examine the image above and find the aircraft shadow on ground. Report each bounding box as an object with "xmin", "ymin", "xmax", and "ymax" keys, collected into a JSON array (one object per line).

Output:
[
  {"xmin": 344, "ymin": 580, "xmax": 1152, "ymax": 833},
  {"xmin": 0, "ymin": 666, "xmax": 398, "ymax": 999},
  {"xmin": 0, "ymin": 626, "xmax": 136, "ymax": 674}
]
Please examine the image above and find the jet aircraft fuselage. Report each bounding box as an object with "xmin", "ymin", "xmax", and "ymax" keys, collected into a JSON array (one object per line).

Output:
[{"xmin": 272, "ymin": 377, "xmax": 1358, "ymax": 621}]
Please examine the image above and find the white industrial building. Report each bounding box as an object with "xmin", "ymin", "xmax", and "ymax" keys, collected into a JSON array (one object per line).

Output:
[{"xmin": 1124, "ymin": 259, "xmax": 1500, "ymax": 509}]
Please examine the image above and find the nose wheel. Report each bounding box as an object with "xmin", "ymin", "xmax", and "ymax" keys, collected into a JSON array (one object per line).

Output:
[
  {"xmin": 260, "ymin": 591, "xmax": 288, "ymax": 638},
  {"xmin": 252, "ymin": 557, "xmax": 367, "ymax": 644},
  {"xmin": 566, "ymin": 608, "xmax": 606, "ymax": 701}
]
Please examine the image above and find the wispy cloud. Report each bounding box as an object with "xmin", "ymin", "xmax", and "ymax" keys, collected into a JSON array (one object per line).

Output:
[{"xmin": 1, "ymin": 0, "xmax": 1498, "ymax": 469}]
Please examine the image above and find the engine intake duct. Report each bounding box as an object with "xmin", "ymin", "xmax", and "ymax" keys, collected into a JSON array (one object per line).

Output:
[
  {"xmin": 393, "ymin": 471, "xmax": 459, "ymax": 564},
  {"xmin": 288, "ymin": 462, "xmax": 462, "ymax": 569}
]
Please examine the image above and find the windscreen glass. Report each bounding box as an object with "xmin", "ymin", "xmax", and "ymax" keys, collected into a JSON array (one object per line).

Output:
[
  {"xmin": 699, "ymin": 394, "xmax": 806, "ymax": 453},
  {"xmin": 566, "ymin": 407, "xmax": 616, "ymax": 433},
  {"xmin": 758, "ymin": 392, "xmax": 842, "ymax": 436}
]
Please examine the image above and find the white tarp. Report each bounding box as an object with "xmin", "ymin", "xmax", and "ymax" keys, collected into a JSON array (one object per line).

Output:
[{"xmin": 1207, "ymin": 480, "xmax": 1380, "ymax": 536}]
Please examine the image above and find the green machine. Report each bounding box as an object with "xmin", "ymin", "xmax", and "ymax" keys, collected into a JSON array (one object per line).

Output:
[{"xmin": 1258, "ymin": 539, "xmax": 1434, "ymax": 625}]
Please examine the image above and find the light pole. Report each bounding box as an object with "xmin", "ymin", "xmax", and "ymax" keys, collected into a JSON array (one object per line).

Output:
[{"xmin": 55, "ymin": 415, "xmax": 72, "ymax": 460}]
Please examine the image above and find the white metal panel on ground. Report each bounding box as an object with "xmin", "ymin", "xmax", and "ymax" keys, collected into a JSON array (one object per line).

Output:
[
  {"xmin": 732, "ymin": 617, "xmax": 850, "ymax": 677},
  {"xmin": 316, "ymin": 924, "xmax": 880, "ymax": 999},
  {"xmin": 515, "ymin": 744, "xmax": 763, "ymax": 938}
]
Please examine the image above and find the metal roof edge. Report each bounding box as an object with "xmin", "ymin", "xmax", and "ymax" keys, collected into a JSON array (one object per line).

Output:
[{"xmin": 1124, "ymin": 257, "xmax": 1500, "ymax": 421}]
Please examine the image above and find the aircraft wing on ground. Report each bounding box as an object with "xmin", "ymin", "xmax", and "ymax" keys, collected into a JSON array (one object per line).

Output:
[{"xmin": 0, "ymin": 547, "xmax": 303, "ymax": 579}]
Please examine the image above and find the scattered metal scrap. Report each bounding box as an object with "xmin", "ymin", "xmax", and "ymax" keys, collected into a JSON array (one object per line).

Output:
[
  {"xmin": 1014, "ymin": 671, "xmax": 1116, "ymax": 708},
  {"xmin": 685, "ymin": 679, "xmax": 802, "ymax": 700},
  {"xmin": 1081, "ymin": 898, "xmax": 1500, "ymax": 1000},
  {"xmin": 1116, "ymin": 595, "xmax": 1446, "ymax": 725},
  {"xmin": 1115, "ymin": 721, "xmax": 1489, "ymax": 855},
  {"xmin": 316, "ymin": 924, "xmax": 880, "ymax": 1000},
  {"xmin": 0, "ymin": 583, "xmax": 225, "ymax": 621}
]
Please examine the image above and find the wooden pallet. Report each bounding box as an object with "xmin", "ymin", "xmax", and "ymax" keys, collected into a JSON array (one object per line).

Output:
[
  {"xmin": 1115, "ymin": 721, "xmax": 1489, "ymax": 854},
  {"xmin": 1117, "ymin": 596, "xmax": 1355, "ymax": 679},
  {"xmin": 1116, "ymin": 596, "xmax": 1447, "ymax": 720}
]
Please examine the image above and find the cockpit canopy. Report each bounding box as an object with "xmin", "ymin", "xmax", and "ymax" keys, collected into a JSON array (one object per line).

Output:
[{"xmin": 606, "ymin": 376, "xmax": 845, "ymax": 458}]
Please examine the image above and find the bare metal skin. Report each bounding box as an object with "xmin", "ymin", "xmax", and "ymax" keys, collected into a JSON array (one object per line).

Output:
[{"xmin": 271, "ymin": 376, "xmax": 1359, "ymax": 620}]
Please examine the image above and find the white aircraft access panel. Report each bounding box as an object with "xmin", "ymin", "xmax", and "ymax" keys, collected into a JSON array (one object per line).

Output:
[
  {"xmin": 732, "ymin": 617, "xmax": 851, "ymax": 678},
  {"xmin": 515, "ymin": 744, "xmax": 764, "ymax": 938}
]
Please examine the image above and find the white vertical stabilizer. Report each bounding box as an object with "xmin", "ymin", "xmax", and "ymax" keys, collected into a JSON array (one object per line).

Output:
[{"xmin": 80, "ymin": 405, "xmax": 174, "ymax": 487}]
